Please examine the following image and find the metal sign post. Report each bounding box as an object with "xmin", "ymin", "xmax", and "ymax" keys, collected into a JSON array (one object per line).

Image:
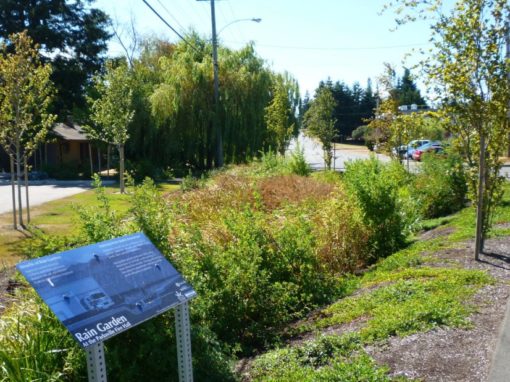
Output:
[
  {"xmin": 175, "ymin": 302, "xmax": 193, "ymax": 382},
  {"xmin": 17, "ymin": 233, "xmax": 197, "ymax": 382},
  {"xmin": 86, "ymin": 342, "xmax": 107, "ymax": 382}
]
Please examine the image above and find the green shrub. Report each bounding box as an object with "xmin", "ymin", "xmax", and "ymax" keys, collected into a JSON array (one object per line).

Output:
[
  {"xmin": 343, "ymin": 157, "xmax": 418, "ymax": 259},
  {"xmin": 180, "ymin": 171, "xmax": 205, "ymax": 192},
  {"xmin": 175, "ymin": 206, "xmax": 340, "ymax": 352},
  {"xmin": 287, "ymin": 144, "xmax": 311, "ymax": 176},
  {"xmin": 76, "ymin": 175, "xmax": 131, "ymax": 242},
  {"xmin": 414, "ymin": 153, "xmax": 467, "ymax": 218},
  {"xmin": 130, "ymin": 178, "xmax": 172, "ymax": 254}
]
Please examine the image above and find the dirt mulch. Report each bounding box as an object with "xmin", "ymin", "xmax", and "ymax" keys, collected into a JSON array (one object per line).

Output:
[
  {"xmin": 0, "ymin": 266, "xmax": 18, "ymax": 316},
  {"xmin": 366, "ymin": 236, "xmax": 510, "ymax": 382}
]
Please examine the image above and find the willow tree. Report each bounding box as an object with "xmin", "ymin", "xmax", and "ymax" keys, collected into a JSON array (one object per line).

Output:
[
  {"xmin": 0, "ymin": 31, "xmax": 55, "ymax": 229},
  {"xmin": 150, "ymin": 36, "xmax": 282, "ymax": 169},
  {"xmin": 89, "ymin": 61, "xmax": 134, "ymax": 193},
  {"xmin": 388, "ymin": 0, "xmax": 510, "ymax": 258},
  {"xmin": 304, "ymin": 87, "xmax": 337, "ymax": 169}
]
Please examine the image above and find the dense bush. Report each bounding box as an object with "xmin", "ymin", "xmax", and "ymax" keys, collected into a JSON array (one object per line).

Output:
[
  {"xmin": 174, "ymin": 198, "xmax": 357, "ymax": 352},
  {"xmin": 4, "ymin": 156, "xmax": 470, "ymax": 380},
  {"xmin": 343, "ymin": 157, "xmax": 418, "ymax": 259},
  {"xmin": 414, "ymin": 153, "xmax": 467, "ymax": 218}
]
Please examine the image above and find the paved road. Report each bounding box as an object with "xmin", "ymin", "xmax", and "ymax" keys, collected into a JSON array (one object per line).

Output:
[
  {"xmin": 0, "ymin": 180, "xmax": 114, "ymax": 215},
  {"xmin": 288, "ymin": 133, "xmax": 389, "ymax": 171},
  {"xmin": 289, "ymin": 134, "xmax": 510, "ymax": 179}
]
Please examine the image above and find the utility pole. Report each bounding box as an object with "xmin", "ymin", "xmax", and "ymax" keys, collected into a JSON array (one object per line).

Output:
[
  {"xmin": 198, "ymin": 0, "xmax": 223, "ymax": 167},
  {"xmin": 507, "ymin": 14, "xmax": 510, "ymax": 157}
]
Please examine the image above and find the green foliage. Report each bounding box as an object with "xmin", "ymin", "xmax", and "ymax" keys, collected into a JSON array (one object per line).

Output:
[
  {"xmin": 316, "ymin": 79, "xmax": 378, "ymax": 141},
  {"xmin": 88, "ymin": 60, "xmax": 135, "ymax": 193},
  {"xmin": 287, "ymin": 144, "xmax": 311, "ymax": 176},
  {"xmin": 343, "ymin": 157, "xmax": 418, "ymax": 258},
  {"xmin": 265, "ymin": 74, "xmax": 298, "ymax": 154},
  {"xmin": 0, "ymin": 292, "xmax": 84, "ymax": 381},
  {"xmin": 175, "ymin": 205, "xmax": 343, "ymax": 352},
  {"xmin": 76, "ymin": 175, "xmax": 131, "ymax": 242},
  {"xmin": 180, "ymin": 172, "xmax": 206, "ymax": 192},
  {"xmin": 351, "ymin": 125, "xmax": 368, "ymax": 140},
  {"xmin": 0, "ymin": 31, "xmax": 56, "ymax": 158},
  {"xmin": 0, "ymin": 0, "xmax": 111, "ymax": 115},
  {"xmin": 308, "ymin": 267, "xmax": 490, "ymax": 343},
  {"xmin": 414, "ymin": 152, "xmax": 468, "ymax": 218},
  {"xmin": 130, "ymin": 178, "xmax": 173, "ymax": 254},
  {"xmin": 250, "ymin": 334, "xmax": 397, "ymax": 382},
  {"xmin": 303, "ymin": 87, "xmax": 337, "ymax": 169},
  {"xmin": 389, "ymin": 0, "xmax": 510, "ymax": 246}
]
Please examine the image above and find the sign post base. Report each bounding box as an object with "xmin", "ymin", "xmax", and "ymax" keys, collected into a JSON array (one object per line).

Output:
[
  {"xmin": 86, "ymin": 342, "xmax": 107, "ymax": 382},
  {"xmin": 175, "ymin": 302, "xmax": 193, "ymax": 382}
]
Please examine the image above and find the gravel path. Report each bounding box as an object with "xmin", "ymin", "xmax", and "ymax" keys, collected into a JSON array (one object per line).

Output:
[{"xmin": 366, "ymin": 236, "xmax": 510, "ymax": 382}]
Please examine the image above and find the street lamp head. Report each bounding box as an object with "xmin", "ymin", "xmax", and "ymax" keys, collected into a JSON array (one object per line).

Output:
[{"xmin": 251, "ymin": 18, "xmax": 262, "ymax": 23}]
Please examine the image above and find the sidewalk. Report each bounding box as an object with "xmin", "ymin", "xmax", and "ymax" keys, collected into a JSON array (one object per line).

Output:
[
  {"xmin": 0, "ymin": 180, "xmax": 115, "ymax": 214},
  {"xmin": 488, "ymin": 297, "xmax": 510, "ymax": 381}
]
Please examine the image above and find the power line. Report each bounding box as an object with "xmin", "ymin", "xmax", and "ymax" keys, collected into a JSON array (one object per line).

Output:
[
  {"xmin": 142, "ymin": 0, "xmax": 200, "ymax": 53},
  {"xmin": 154, "ymin": 0, "xmax": 187, "ymax": 33},
  {"xmin": 222, "ymin": 41, "xmax": 431, "ymax": 51}
]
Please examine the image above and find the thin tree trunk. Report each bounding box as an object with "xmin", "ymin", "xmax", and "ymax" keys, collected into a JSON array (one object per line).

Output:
[
  {"xmin": 44, "ymin": 143, "xmax": 48, "ymax": 165},
  {"xmin": 10, "ymin": 155, "xmax": 17, "ymax": 229},
  {"xmin": 107, "ymin": 144, "xmax": 111, "ymax": 177},
  {"xmin": 475, "ymin": 131, "xmax": 486, "ymax": 260},
  {"xmin": 39, "ymin": 147, "xmax": 43, "ymax": 170},
  {"xmin": 97, "ymin": 147, "xmax": 102, "ymax": 174},
  {"xmin": 88, "ymin": 143, "xmax": 94, "ymax": 175},
  {"xmin": 15, "ymin": 144, "xmax": 24, "ymax": 228},
  {"xmin": 34, "ymin": 149, "xmax": 37, "ymax": 171},
  {"xmin": 119, "ymin": 144, "xmax": 125, "ymax": 193},
  {"xmin": 24, "ymin": 157, "xmax": 30, "ymax": 224}
]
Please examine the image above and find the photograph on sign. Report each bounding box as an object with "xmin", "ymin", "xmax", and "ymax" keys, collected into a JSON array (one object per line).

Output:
[{"xmin": 17, "ymin": 232, "xmax": 196, "ymax": 348}]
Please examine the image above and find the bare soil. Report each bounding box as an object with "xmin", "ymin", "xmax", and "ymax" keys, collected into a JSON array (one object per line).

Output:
[
  {"xmin": 366, "ymin": 236, "xmax": 510, "ymax": 382},
  {"xmin": 0, "ymin": 266, "xmax": 17, "ymax": 316}
]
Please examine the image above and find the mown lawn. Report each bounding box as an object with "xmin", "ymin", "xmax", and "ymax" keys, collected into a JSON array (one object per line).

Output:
[{"xmin": 0, "ymin": 183, "xmax": 179, "ymax": 266}]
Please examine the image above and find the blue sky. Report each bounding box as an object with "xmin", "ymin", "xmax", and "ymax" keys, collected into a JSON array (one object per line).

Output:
[{"xmin": 95, "ymin": 0, "xmax": 435, "ymax": 96}]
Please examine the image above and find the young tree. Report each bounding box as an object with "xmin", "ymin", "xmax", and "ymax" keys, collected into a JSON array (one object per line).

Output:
[
  {"xmin": 303, "ymin": 87, "xmax": 337, "ymax": 169},
  {"xmin": 0, "ymin": 0, "xmax": 111, "ymax": 116},
  {"xmin": 388, "ymin": 0, "xmax": 510, "ymax": 258},
  {"xmin": 264, "ymin": 74, "xmax": 298, "ymax": 154},
  {"xmin": 88, "ymin": 61, "xmax": 134, "ymax": 193},
  {"xmin": 0, "ymin": 31, "xmax": 55, "ymax": 229}
]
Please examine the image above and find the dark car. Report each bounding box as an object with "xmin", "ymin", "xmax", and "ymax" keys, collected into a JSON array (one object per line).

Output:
[{"xmin": 412, "ymin": 142, "xmax": 444, "ymax": 161}]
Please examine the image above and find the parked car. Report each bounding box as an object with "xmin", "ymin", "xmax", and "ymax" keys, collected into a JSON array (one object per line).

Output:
[
  {"xmin": 412, "ymin": 142, "xmax": 444, "ymax": 161},
  {"xmin": 405, "ymin": 139, "xmax": 431, "ymax": 159}
]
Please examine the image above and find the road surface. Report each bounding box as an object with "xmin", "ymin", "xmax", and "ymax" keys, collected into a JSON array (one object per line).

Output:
[
  {"xmin": 0, "ymin": 180, "xmax": 114, "ymax": 215},
  {"xmin": 288, "ymin": 133, "xmax": 510, "ymax": 179}
]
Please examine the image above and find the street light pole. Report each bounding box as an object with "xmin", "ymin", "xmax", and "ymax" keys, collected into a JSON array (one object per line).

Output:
[
  {"xmin": 198, "ymin": 0, "xmax": 261, "ymax": 168},
  {"xmin": 210, "ymin": 0, "xmax": 222, "ymax": 167}
]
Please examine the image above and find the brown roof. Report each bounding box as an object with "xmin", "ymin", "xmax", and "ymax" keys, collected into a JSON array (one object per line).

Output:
[{"xmin": 53, "ymin": 122, "xmax": 88, "ymax": 141}]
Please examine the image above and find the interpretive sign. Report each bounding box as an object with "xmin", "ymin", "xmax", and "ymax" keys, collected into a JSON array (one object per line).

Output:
[{"xmin": 16, "ymin": 232, "xmax": 196, "ymax": 349}]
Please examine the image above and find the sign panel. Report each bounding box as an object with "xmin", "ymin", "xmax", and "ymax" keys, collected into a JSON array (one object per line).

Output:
[{"xmin": 17, "ymin": 232, "xmax": 196, "ymax": 348}]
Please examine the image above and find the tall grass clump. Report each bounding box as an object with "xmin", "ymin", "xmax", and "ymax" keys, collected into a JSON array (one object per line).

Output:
[
  {"xmin": 0, "ymin": 292, "xmax": 84, "ymax": 382},
  {"xmin": 343, "ymin": 157, "xmax": 418, "ymax": 259},
  {"xmin": 414, "ymin": 153, "xmax": 468, "ymax": 218}
]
